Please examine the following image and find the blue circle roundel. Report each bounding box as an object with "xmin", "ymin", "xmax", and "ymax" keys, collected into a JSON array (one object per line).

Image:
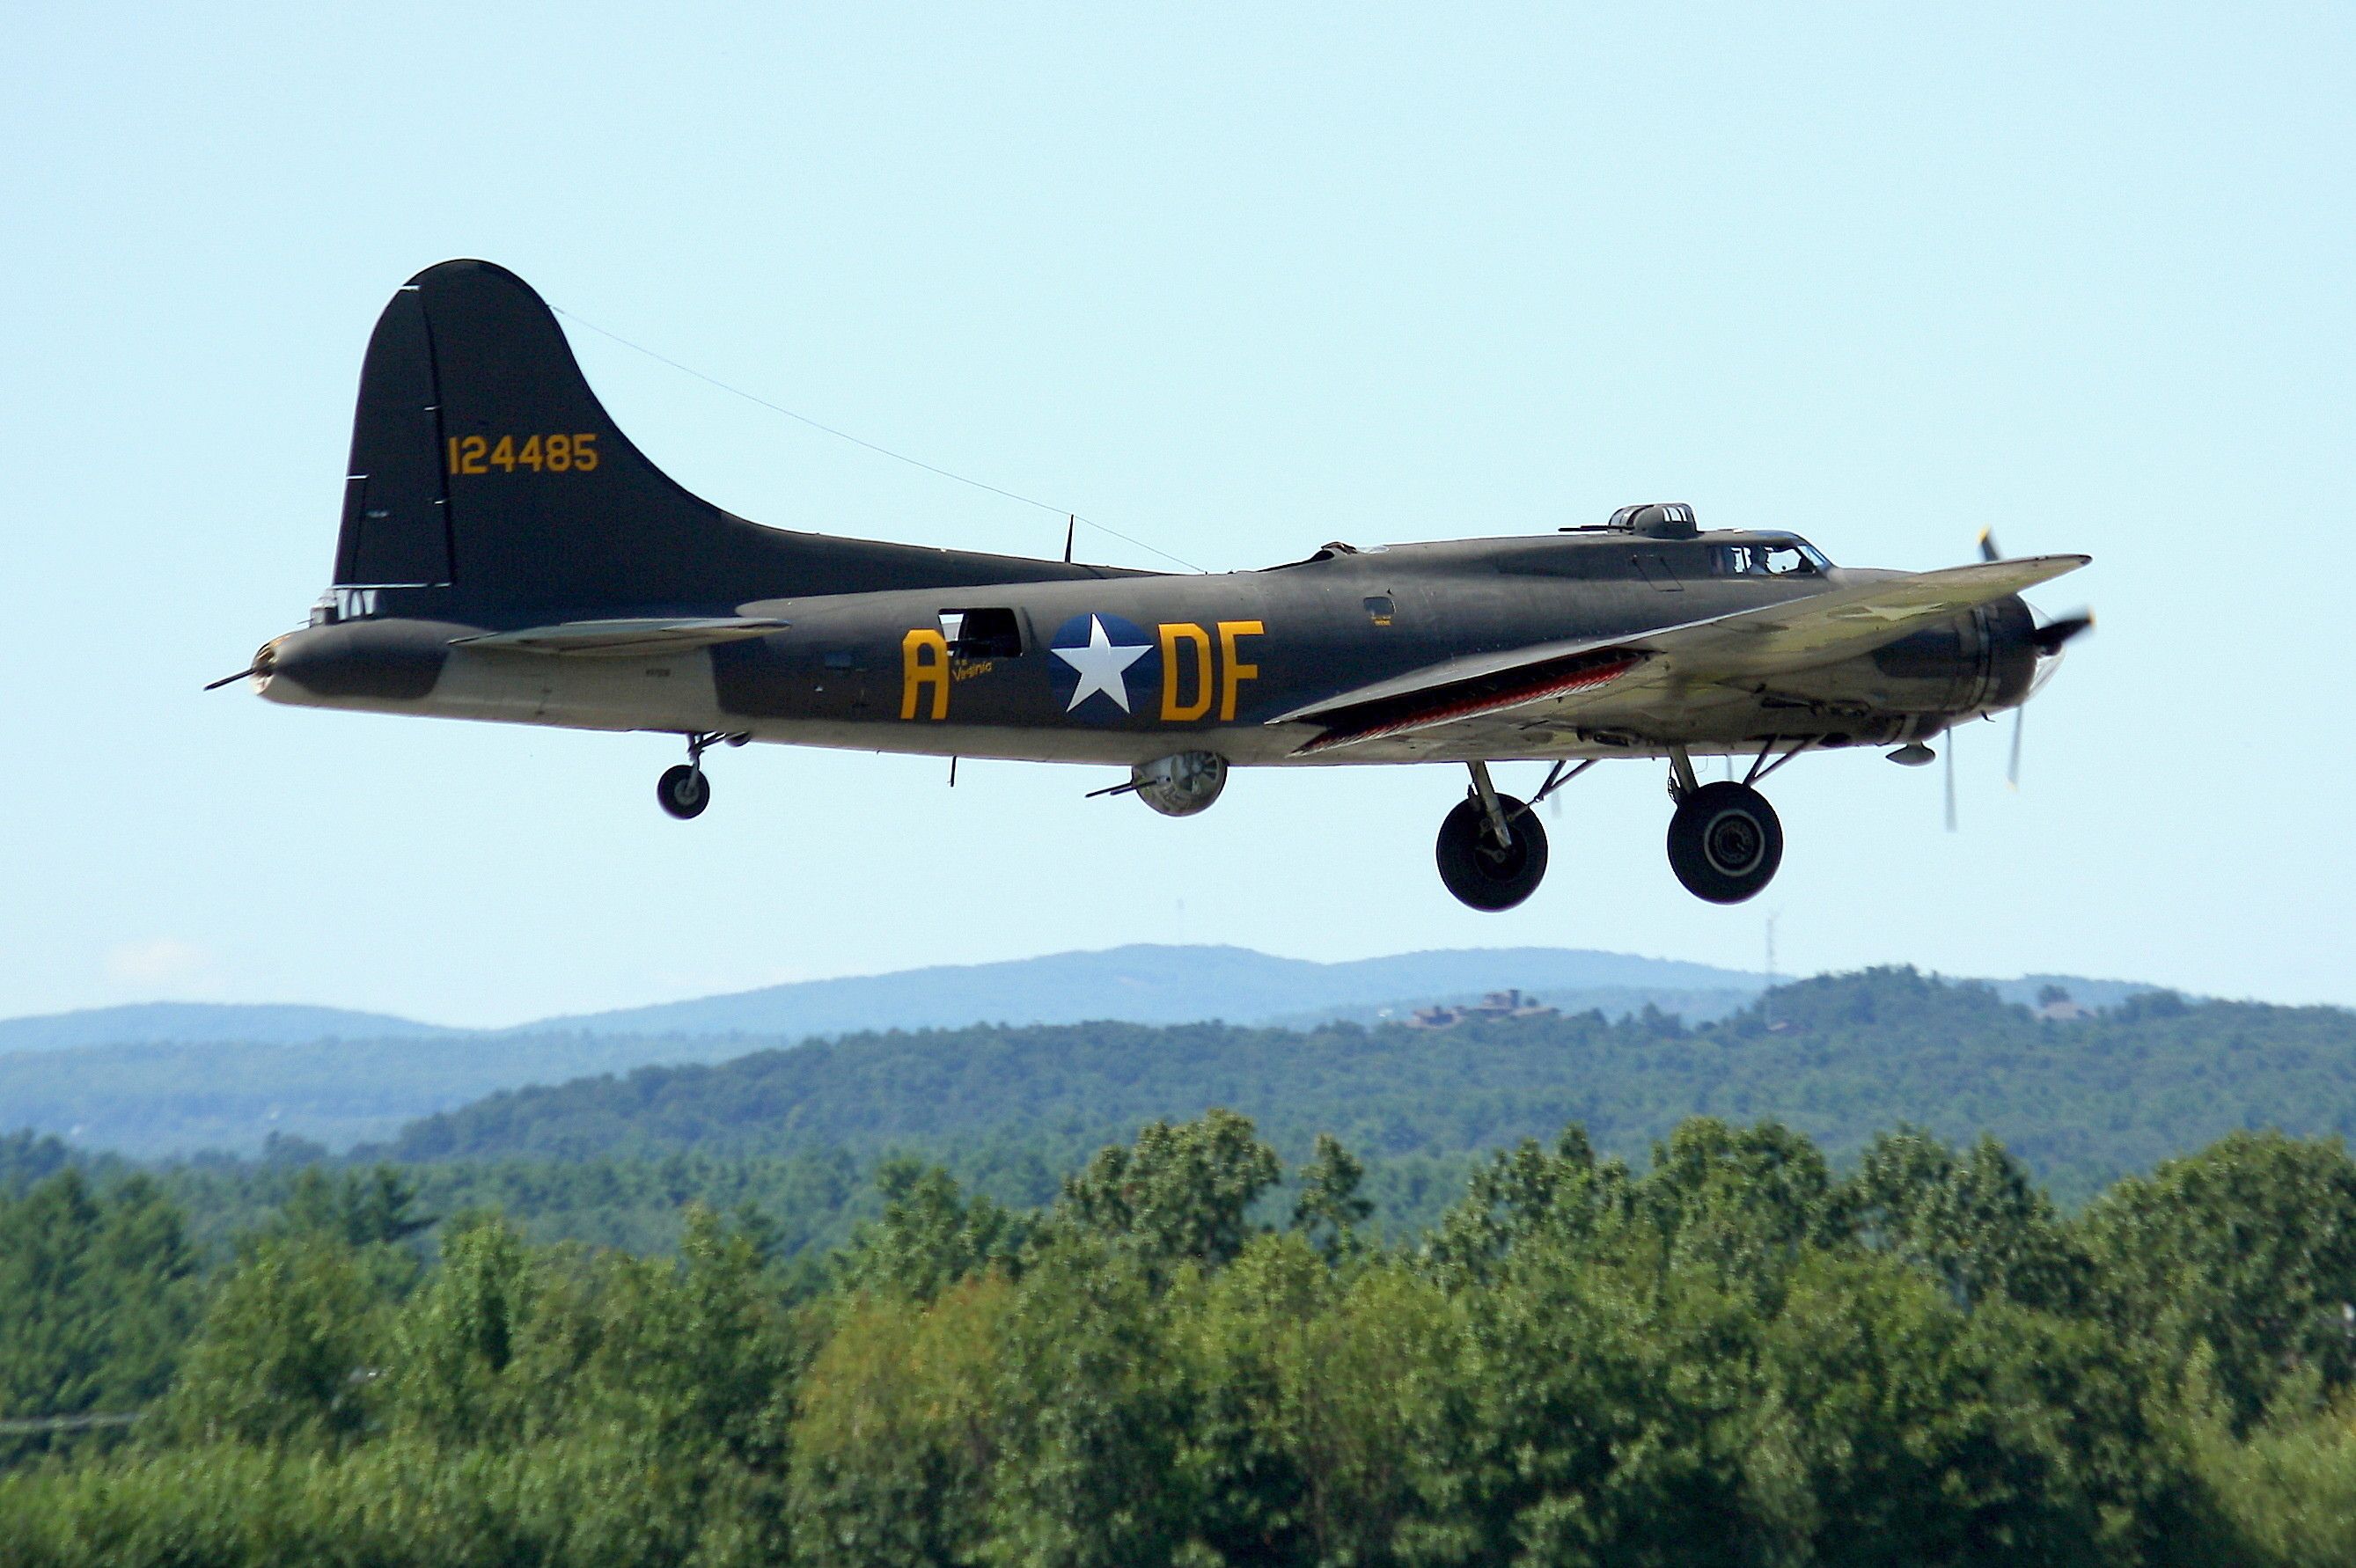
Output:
[{"xmin": 1047, "ymin": 612, "xmax": 1160, "ymax": 722}]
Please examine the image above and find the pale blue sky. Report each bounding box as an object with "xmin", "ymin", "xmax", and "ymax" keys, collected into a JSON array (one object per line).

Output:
[{"xmin": 3, "ymin": 4, "xmax": 2349, "ymax": 1025}]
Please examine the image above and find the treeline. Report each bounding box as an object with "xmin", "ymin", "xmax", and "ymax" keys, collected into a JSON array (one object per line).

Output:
[
  {"xmin": 5, "ymin": 1129, "xmax": 1476, "ymax": 1283},
  {"xmin": 6, "ymin": 1113, "xmax": 2356, "ymax": 1565},
  {"xmin": 369, "ymin": 968, "xmax": 2356, "ymax": 1204}
]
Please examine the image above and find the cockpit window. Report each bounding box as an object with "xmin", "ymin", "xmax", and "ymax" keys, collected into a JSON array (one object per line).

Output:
[{"xmin": 1710, "ymin": 541, "xmax": 1831, "ymax": 577}]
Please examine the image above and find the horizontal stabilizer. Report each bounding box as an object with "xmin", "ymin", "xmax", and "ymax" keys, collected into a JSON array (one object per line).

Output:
[{"xmin": 449, "ymin": 617, "xmax": 789, "ymax": 656}]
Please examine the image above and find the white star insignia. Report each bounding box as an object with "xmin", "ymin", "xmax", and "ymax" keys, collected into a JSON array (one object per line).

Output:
[{"xmin": 1052, "ymin": 615, "xmax": 1152, "ymax": 713}]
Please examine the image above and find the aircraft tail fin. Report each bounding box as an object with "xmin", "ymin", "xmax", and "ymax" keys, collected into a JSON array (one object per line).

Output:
[{"xmin": 333, "ymin": 260, "xmax": 1122, "ymax": 619}]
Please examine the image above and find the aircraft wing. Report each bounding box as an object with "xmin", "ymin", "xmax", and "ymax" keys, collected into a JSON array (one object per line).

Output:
[
  {"xmin": 448, "ymin": 617, "xmax": 789, "ymax": 656},
  {"xmin": 1281, "ymin": 554, "xmax": 2088, "ymax": 754}
]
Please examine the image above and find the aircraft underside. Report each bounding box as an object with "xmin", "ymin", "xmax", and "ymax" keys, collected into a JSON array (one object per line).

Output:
[{"xmin": 257, "ymin": 626, "xmax": 2000, "ymax": 912}]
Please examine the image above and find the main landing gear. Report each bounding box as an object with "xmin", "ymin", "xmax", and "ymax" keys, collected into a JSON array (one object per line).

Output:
[
  {"xmin": 1432, "ymin": 745, "xmax": 1803, "ymax": 910},
  {"xmin": 657, "ymin": 732, "xmax": 746, "ymax": 820},
  {"xmin": 1661, "ymin": 743, "xmax": 1800, "ymax": 905},
  {"xmin": 1666, "ymin": 782, "xmax": 1781, "ymax": 903},
  {"xmin": 1435, "ymin": 760, "xmax": 1579, "ymax": 912}
]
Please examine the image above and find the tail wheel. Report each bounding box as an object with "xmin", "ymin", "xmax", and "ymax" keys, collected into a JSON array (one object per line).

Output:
[
  {"xmin": 657, "ymin": 764, "xmax": 710, "ymax": 820},
  {"xmin": 1666, "ymin": 781, "xmax": 1781, "ymax": 903},
  {"xmin": 1435, "ymin": 795, "xmax": 1547, "ymax": 912}
]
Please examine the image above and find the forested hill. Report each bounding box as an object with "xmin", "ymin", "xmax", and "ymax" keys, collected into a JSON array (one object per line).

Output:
[
  {"xmin": 1, "ymin": 947, "xmax": 2165, "ymax": 1155},
  {"xmin": 377, "ymin": 968, "xmax": 2356, "ymax": 1205}
]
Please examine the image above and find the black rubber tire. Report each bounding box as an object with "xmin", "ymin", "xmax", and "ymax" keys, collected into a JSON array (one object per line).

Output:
[
  {"xmin": 1435, "ymin": 795, "xmax": 1548, "ymax": 912},
  {"xmin": 657, "ymin": 764, "xmax": 710, "ymax": 820},
  {"xmin": 1666, "ymin": 781, "xmax": 1781, "ymax": 904}
]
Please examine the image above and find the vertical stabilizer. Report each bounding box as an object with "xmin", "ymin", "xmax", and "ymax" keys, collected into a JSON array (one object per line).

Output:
[{"xmin": 329, "ymin": 260, "xmax": 1135, "ymax": 623}]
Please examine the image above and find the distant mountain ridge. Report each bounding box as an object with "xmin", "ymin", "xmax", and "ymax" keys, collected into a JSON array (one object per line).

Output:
[
  {"xmin": 0, "ymin": 949, "xmax": 2174, "ymax": 1161},
  {"xmin": 522, "ymin": 945, "xmax": 1768, "ymax": 1039},
  {"xmin": 0, "ymin": 945, "xmax": 1762, "ymax": 1056},
  {"xmin": 0, "ymin": 943, "xmax": 1782, "ymax": 1155},
  {"xmin": 0, "ymin": 946, "xmax": 2169, "ymax": 1064},
  {"xmin": 0, "ymin": 1001, "xmax": 456, "ymax": 1054}
]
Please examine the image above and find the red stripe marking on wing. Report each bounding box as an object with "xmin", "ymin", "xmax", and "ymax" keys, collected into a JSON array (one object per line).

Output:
[{"xmin": 1297, "ymin": 651, "xmax": 1644, "ymax": 754}]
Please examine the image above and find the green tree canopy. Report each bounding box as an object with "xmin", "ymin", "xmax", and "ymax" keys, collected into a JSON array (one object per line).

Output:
[
  {"xmin": 1053, "ymin": 1108, "xmax": 1282, "ymax": 1278},
  {"xmin": 2083, "ymin": 1131, "xmax": 2356, "ymax": 1429}
]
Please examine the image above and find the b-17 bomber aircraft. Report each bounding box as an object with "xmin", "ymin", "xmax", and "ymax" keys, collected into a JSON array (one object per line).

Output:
[{"xmin": 222, "ymin": 260, "xmax": 2094, "ymax": 910}]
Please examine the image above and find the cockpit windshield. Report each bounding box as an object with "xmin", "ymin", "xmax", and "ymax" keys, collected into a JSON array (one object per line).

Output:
[{"xmin": 1710, "ymin": 539, "xmax": 1831, "ymax": 577}]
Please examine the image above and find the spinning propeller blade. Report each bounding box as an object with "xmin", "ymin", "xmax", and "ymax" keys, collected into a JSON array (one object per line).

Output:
[
  {"xmin": 1943, "ymin": 529, "xmax": 2091, "ymax": 816},
  {"xmin": 2030, "ymin": 612, "xmax": 2095, "ymax": 655},
  {"xmin": 2007, "ymin": 611, "xmax": 2090, "ymax": 789}
]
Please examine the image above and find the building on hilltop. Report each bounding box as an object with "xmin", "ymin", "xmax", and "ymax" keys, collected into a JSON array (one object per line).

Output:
[
  {"xmin": 1406, "ymin": 989, "xmax": 1561, "ymax": 1029},
  {"xmin": 2035, "ymin": 984, "xmax": 2095, "ymax": 1022}
]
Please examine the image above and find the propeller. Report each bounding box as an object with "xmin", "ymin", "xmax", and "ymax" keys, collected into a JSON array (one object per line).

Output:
[
  {"xmin": 2002, "ymin": 611, "xmax": 2094, "ymax": 788},
  {"xmin": 2029, "ymin": 612, "xmax": 2095, "ymax": 656},
  {"xmin": 1975, "ymin": 527, "xmax": 2094, "ymax": 789},
  {"xmin": 1907, "ymin": 529, "xmax": 2096, "ymax": 823}
]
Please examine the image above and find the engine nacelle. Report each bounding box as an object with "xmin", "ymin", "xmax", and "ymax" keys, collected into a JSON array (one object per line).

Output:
[{"xmin": 1132, "ymin": 751, "xmax": 1228, "ymax": 817}]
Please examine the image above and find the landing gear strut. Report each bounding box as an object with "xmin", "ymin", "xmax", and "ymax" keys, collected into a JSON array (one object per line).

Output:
[
  {"xmin": 1435, "ymin": 762, "xmax": 1549, "ymax": 912},
  {"xmin": 1662, "ymin": 744, "xmax": 1786, "ymax": 904},
  {"xmin": 657, "ymin": 732, "xmax": 745, "ymax": 820}
]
